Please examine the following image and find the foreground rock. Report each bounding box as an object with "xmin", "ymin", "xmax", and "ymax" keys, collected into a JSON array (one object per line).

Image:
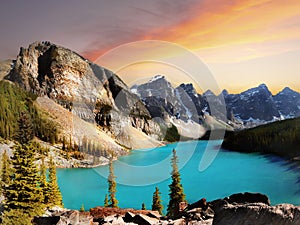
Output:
[
  {"xmin": 33, "ymin": 193, "xmax": 300, "ymax": 225},
  {"xmin": 213, "ymin": 203, "xmax": 300, "ymax": 225}
]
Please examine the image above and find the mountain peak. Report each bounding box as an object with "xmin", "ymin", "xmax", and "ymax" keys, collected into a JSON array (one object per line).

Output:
[
  {"xmin": 221, "ymin": 89, "xmax": 229, "ymax": 97},
  {"xmin": 179, "ymin": 83, "xmax": 195, "ymax": 92},
  {"xmin": 148, "ymin": 75, "xmax": 165, "ymax": 83},
  {"xmin": 281, "ymin": 87, "xmax": 296, "ymax": 94},
  {"xmin": 203, "ymin": 89, "xmax": 215, "ymax": 96},
  {"xmin": 258, "ymin": 83, "xmax": 268, "ymax": 89}
]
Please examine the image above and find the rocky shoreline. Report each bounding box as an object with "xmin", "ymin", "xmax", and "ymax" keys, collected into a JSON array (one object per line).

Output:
[{"xmin": 33, "ymin": 192, "xmax": 300, "ymax": 225}]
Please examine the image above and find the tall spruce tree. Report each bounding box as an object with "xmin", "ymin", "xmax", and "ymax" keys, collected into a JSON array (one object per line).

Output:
[
  {"xmin": 4, "ymin": 143, "xmax": 44, "ymax": 221},
  {"xmin": 3, "ymin": 112, "xmax": 44, "ymax": 223},
  {"xmin": 48, "ymin": 156, "xmax": 63, "ymax": 207},
  {"xmin": 167, "ymin": 149, "xmax": 186, "ymax": 218},
  {"xmin": 15, "ymin": 111, "xmax": 34, "ymax": 145},
  {"xmin": 1, "ymin": 150, "xmax": 11, "ymax": 201},
  {"xmin": 108, "ymin": 158, "xmax": 118, "ymax": 208},
  {"xmin": 152, "ymin": 187, "xmax": 163, "ymax": 215}
]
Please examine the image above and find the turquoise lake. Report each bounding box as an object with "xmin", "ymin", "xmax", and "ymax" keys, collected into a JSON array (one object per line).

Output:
[{"xmin": 57, "ymin": 140, "xmax": 300, "ymax": 211}]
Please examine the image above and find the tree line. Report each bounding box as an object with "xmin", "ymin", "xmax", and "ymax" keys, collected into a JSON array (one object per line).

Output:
[
  {"xmin": 0, "ymin": 112, "xmax": 63, "ymax": 225},
  {"xmin": 0, "ymin": 81, "xmax": 59, "ymax": 144},
  {"xmin": 222, "ymin": 117, "xmax": 300, "ymax": 158}
]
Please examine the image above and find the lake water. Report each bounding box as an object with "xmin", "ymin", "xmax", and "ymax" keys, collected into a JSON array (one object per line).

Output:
[{"xmin": 57, "ymin": 140, "xmax": 300, "ymax": 212}]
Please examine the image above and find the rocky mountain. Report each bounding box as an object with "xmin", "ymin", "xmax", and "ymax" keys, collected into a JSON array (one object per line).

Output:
[
  {"xmin": 1, "ymin": 41, "xmax": 163, "ymax": 162},
  {"xmin": 223, "ymin": 84, "xmax": 280, "ymax": 123},
  {"xmin": 273, "ymin": 87, "xmax": 300, "ymax": 118},
  {"xmin": 131, "ymin": 75, "xmax": 231, "ymax": 138},
  {"xmin": 132, "ymin": 76, "xmax": 300, "ymax": 129}
]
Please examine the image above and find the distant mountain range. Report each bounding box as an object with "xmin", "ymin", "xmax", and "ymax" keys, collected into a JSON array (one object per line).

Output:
[{"xmin": 131, "ymin": 75, "xmax": 300, "ymax": 129}]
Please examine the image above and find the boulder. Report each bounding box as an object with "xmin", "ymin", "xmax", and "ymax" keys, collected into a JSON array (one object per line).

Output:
[
  {"xmin": 187, "ymin": 198, "xmax": 208, "ymax": 210},
  {"xmin": 33, "ymin": 216, "xmax": 60, "ymax": 225},
  {"xmin": 213, "ymin": 203, "xmax": 300, "ymax": 225},
  {"xmin": 147, "ymin": 211, "xmax": 162, "ymax": 219},
  {"xmin": 124, "ymin": 212, "xmax": 136, "ymax": 223},
  {"xmin": 225, "ymin": 192, "xmax": 270, "ymax": 205},
  {"xmin": 132, "ymin": 214, "xmax": 159, "ymax": 225}
]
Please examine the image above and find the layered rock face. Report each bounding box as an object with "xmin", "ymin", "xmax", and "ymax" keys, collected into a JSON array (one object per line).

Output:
[{"xmin": 5, "ymin": 41, "xmax": 161, "ymax": 150}]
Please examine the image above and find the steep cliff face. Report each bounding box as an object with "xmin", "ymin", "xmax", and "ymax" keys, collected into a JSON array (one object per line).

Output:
[{"xmin": 5, "ymin": 41, "xmax": 161, "ymax": 150}]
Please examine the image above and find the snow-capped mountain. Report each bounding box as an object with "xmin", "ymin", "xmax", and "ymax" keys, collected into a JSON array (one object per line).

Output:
[
  {"xmin": 132, "ymin": 75, "xmax": 201, "ymax": 122},
  {"xmin": 224, "ymin": 84, "xmax": 280, "ymax": 122},
  {"xmin": 273, "ymin": 87, "xmax": 300, "ymax": 118},
  {"xmin": 132, "ymin": 76, "xmax": 300, "ymax": 129}
]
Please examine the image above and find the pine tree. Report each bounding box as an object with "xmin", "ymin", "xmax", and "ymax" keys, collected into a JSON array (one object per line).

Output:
[
  {"xmin": 104, "ymin": 194, "xmax": 109, "ymax": 207},
  {"xmin": 167, "ymin": 149, "xmax": 186, "ymax": 218},
  {"xmin": 1, "ymin": 150, "xmax": 11, "ymax": 199},
  {"xmin": 48, "ymin": 156, "xmax": 63, "ymax": 207},
  {"xmin": 15, "ymin": 111, "xmax": 34, "ymax": 145},
  {"xmin": 79, "ymin": 204, "xmax": 85, "ymax": 212},
  {"xmin": 108, "ymin": 158, "xmax": 118, "ymax": 208},
  {"xmin": 4, "ymin": 143, "xmax": 44, "ymax": 218},
  {"xmin": 40, "ymin": 155, "xmax": 50, "ymax": 206},
  {"xmin": 152, "ymin": 187, "xmax": 163, "ymax": 215},
  {"xmin": 2, "ymin": 114, "xmax": 44, "ymax": 223},
  {"xmin": 141, "ymin": 202, "xmax": 146, "ymax": 210}
]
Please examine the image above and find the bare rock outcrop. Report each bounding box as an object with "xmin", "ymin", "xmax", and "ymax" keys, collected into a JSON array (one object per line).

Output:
[
  {"xmin": 5, "ymin": 41, "xmax": 162, "ymax": 152},
  {"xmin": 213, "ymin": 203, "xmax": 300, "ymax": 225}
]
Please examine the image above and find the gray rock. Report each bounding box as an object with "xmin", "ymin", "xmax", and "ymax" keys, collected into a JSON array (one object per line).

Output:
[
  {"xmin": 133, "ymin": 214, "xmax": 159, "ymax": 225},
  {"xmin": 213, "ymin": 203, "xmax": 300, "ymax": 225}
]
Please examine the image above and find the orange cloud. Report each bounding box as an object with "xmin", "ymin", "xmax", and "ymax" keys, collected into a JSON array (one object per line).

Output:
[{"xmin": 143, "ymin": 0, "xmax": 300, "ymax": 58}]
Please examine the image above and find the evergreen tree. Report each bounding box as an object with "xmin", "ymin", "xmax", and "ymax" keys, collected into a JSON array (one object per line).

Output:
[
  {"xmin": 40, "ymin": 155, "xmax": 50, "ymax": 206},
  {"xmin": 141, "ymin": 202, "xmax": 146, "ymax": 210},
  {"xmin": 152, "ymin": 187, "xmax": 163, "ymax": 215},
  {"xmin": 48, "ymin": 156, "xmax": 63, "ymax": 207},
  {"xmin": 4, "ymin": 143, "xmax": 44, "ymax": 218},
  {"xmin": 2, "ymin": 208, "xmax": 32, "ymax": 225},
  {"xmin": 104, "ymin": 194, "xmax": 109, "ymax": 207},
  {"xmin": 167, "ymin": 149, "xmax": 186, "ymax": 218},
  {"xmin": 79, "ymin": 204, "xmax": 85, "ymax": 212},
  {"xmin": 1, "ymin": 150, "xmax": 11, "ymax": 199},
  {"xmin": 108, "ymin": 158, "xmax": 118, "ymax": 208},
  {"xmin": 15, "ymin": 111, "xmax": 34, "ymax": 145}
]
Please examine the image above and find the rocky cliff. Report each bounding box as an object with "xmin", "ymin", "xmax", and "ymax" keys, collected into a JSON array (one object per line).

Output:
[{"xmin": 4, "ymin": 41, "xmax": 162, "ymax": 156}]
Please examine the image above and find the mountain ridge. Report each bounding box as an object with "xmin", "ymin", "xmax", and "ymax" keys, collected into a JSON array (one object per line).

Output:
[{"xmin": 131, "ymin": 76, "xmax": 300, "ymax": 129}]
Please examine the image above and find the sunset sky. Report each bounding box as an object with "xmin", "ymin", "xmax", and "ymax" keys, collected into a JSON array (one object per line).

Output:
[{"xmin": 1, "ymin": 0, "xmax": 300, "ymax": 94}]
